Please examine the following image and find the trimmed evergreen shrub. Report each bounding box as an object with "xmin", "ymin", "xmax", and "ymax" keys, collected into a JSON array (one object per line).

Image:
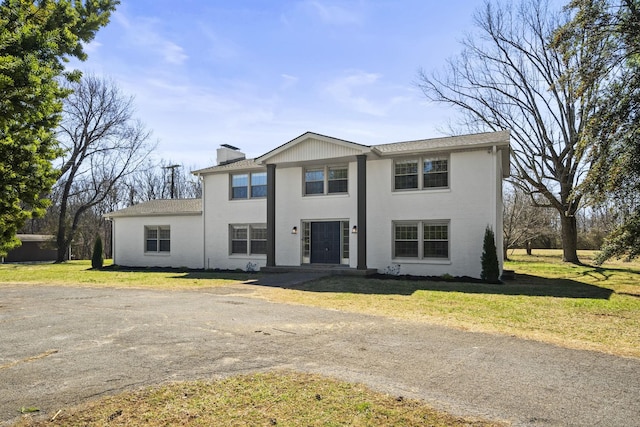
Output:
[
  {"xmin": 481, "ymin": 226, "xmax": 500, "ymax": 283},
  {"xmin": 92, "ymin": 236, "xmax": 104, "ymax": 269}
]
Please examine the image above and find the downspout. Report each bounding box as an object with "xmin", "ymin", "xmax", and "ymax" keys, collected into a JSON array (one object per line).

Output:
[{"xmin": 199, "ymin": 173, "xmax": 207, "ymax": 270}]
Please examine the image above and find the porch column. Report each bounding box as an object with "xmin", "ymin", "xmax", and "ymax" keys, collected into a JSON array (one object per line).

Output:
[
  {"xmin": 266, "ymin": 163, "xmax": 276, "ymax": 267},
  {"xmin": 356, "ymin": 154, "xmax": 367, "ymax": 270}
]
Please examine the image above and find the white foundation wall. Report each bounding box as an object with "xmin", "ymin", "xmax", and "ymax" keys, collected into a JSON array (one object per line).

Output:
[
  {"xmin": 366, "ymin": 149, "xmax": 501, "ymax": 278},
  {"xmin": 112, "ymin": 215, "xmax": 203, "ymax": 269},
  {"xmin": 202, "ymin": 172, "xmax": 267, "ymax": 270},
  {"xmin": 274, "ymin": 163, "xmax": 359, "ymax": 267}
]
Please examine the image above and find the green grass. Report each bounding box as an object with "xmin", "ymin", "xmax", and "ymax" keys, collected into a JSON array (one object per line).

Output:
[
  {"xmin": 14, "ymin": 372, "xmax": 501, "ymax": 427},
  {"xmin": 0, "ymin": 260, "xmax": 254, "ymax": 289}
]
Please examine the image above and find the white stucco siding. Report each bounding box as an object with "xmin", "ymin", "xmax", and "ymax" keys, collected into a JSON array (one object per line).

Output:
[
  {"xmin": 112, "ymin": 214, "xmax": 203, "ymax": 269},
  {"xmin": 274, "ymin": 163, "xmax": 358, "ymax": 266},
  {"xmin": 202, "ymin": 172, "xmax": 267, "ymax": 270},
  {"xmin": 366, "ymin": 149, "xmax": 500, "ymax": 278}
]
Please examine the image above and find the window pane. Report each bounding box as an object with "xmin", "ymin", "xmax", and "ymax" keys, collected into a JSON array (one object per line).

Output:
[
  {"xmin": 232, "ymin": 174, "xmax": 248, "ymax": 187},
  {"xmin": 231, "ymin": 240, "xmax": 247, "ymax": 254},
  {"xmin": 159, "ymin": 240, "xmax": 170, "ymax": 252},
  {"xmin": 328, "ymin": 168, "xmax": 347, "ymax": 180},
  {"xmin": 394, "ymin": 160, "xmax": 418, "ymax": 190},
  {"xmin": 146, "ymin": 239, "xmax": 157, "ymax": 252},
  {"xmin": 305, "ymin": 181, "xmax": 324, "ymax": 194},
  {"xmin": 395, "ymin": 175, "xmax": 418, "ymax": 190},
  {"xmin": 305, "ymin": 169, "xmax": 324, "ymax": 195},
  {"xmin": 424, "ymin": 241, "xmax": 448, "ymax": 258},
  {"xmin": 250, "ymin": 173, "xmax": 267, "ymax": 198},
  {"xmin": 395, "ymin": 225, "xmax": 418, "ymax": 240},
  {"xmin": 146, "ymin": 228, "xmax": 157, "ymax": 239},
  {"xmin": 159, "ymin": 228, "xmax": 170, "ymax": 239},
  {"xmin": 251, "ymin": 172, "xmax": 267, "ymax": 185},
  {"xmin": 302, "ymin": 222, "xmax": 310, "ymax": 258},
  {"xmin": 231, "ymin": 174, "xmax": 248, "ymax": 199},
  {"xmin": 232, "ymin": 187, "xmax": 248, "ymax": 198},
  {"xmin": 424, "ymin": 223, "xmax": 449, "ymax": 258},
  {"xmin": 328, "ymin": 179, "xmax": 348, "ymax": 193},
  {"xmin": 394, "ymin": 224, "xmax": 418, "ymax": 258},
  {"xmin": 250, "ymin": 226, "xmax": 267, "ymax": 255},
  {"xmin": 327, "ymin": 167, "xmax": 348, "ymax": 193},
  {"xmin": 305, "ymin": 169, "xmax": 324, "ymax": 182},
  {"xmin": 250, "ymin": 227, "xmax": 267, "ymax": 240},
  {"xmin": 424, "ymin": 159, "xmax": 448, "ymax": 188},
  {"xmin": 395, "ymin": 241, "xmax": 419, "ymax": 257},
  {"xmin": 250, "ymin": 240, "xmax": 267, "ymax": 254},
  {"xmin": 232, "ymin": 226, "xmax": 248, "ymax": 240},
  {"xmin": 251, "ymin": 185, "xmax": 267, "ymax": 198}
]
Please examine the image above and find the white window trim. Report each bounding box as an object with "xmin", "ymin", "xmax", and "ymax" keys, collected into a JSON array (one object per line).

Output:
[
  {"xmin": 303, "ymin": 165, "xmax": 349, "ymax": 196},
  {"xmin": 229, "ymin": 223, "xmax": 267, "ymax": 256},
  {"xmin": 392, "ymin": 155, "xmax": 450, "ymax": 192},
  {"xmin": 229, "ymin": 171, "xmax": 267, "ymax": 200},
  {"xmin": 144, "ymin": 225, "xmax": 171, "ymax": 254},
  {"xmin": 392, "ymin": 220, "xmax": 450, "ymax": 261}
]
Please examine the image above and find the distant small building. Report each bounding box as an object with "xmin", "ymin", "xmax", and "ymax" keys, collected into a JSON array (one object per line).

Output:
[{"xmin": 3, "ymin": 235, "xmax": 57, "ymax": 263}]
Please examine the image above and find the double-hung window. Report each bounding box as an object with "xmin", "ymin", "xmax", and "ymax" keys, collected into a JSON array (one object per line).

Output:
[
  {"xmin": 230, "ymin": 224, "xmax": 267, "ymax": 255},
  {"xmin": 394, "ymin": 156, "xmax": 449, "ymax": 190},
  {"xmin": 304, "ymin": 165, "xmax": 348, "ymax": 195},
  {"xmin": 393, "ymin": 221, "xmax": 449, "ymax": 259},
  {"xmin": 145, "ymin": 226, "xmax": 170, "ymax": 253},
  {"xmin": 231, "ymin": 172, "xmax": 267, "ymax": 199}
]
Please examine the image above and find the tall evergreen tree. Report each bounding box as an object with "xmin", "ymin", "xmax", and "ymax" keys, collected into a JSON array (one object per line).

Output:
[{"xmin": 0, "ymin": 0, "xmax": 118, "ymax": 255}]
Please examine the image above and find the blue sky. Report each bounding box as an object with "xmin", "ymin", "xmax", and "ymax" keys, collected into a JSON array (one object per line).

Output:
[{"xmin": 73, "ymin": 1, "xmax": 483, "ymax": 168}]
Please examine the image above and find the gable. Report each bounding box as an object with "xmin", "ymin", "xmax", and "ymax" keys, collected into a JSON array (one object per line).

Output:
[{"xmin": 257, "ymin": 132, "xmax": 370, "ymax": 165}]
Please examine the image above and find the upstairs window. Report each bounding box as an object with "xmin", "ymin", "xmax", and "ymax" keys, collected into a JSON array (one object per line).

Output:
[
  {"xmin": 394, "ymin": 160, "xmax": 418, "ymax": 190},
  {"xmin": 394, "ymin": 156, "xmax": 449, "ymax": 190},
  {"xmin": 423, "ymin": 158, "xmax": 448, "ymax": 188},
  {"xmin": 231, "ymin": 172, "xmax": 267, "ymax": 199},
  {"xmin": 145, "ymin": 226, "xmax": 170, "ymax": 253},
  {"xmin": 304, "ymin": 165, "xmax": 348, "ymax": 195}
]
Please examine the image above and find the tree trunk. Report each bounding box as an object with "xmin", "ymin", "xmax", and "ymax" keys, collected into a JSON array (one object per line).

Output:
[
  {"xmin": 526, "ymin": 240, "xmax": 532, "ymax": 256},
  {"xmin": 560, "ymin": 214, "xmax": 580, "ymax": 263}
]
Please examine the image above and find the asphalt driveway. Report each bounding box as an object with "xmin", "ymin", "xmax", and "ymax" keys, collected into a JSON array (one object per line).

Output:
[{"xmin": 1, "ymin": 284, "xmax": 639, "ymax": 426}]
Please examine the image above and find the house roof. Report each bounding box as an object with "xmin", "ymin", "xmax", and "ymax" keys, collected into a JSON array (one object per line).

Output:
[
  {"xmin": 256, "ymin": 131, "xmax": 370, "ymax": 164},
  {"xmin": 372, "ymin": 130, "xmax": 510, "ymax": 155},
  {"xmin": 192, "ymin": 159, "xmax": 264, "ymax": 175},
  {"xmin": 104, "ymin": 199, "xmax": 202, "ymax": 218},
  {"xmin": 193, "ymin": 130, "xmax": 510, "ymax": 175},
  {"xmin": 16, "ymin": 234, "xmax": 55, "ymax": 242}
]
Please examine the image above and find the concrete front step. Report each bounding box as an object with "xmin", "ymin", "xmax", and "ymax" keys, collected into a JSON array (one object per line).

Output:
[{"xmin": 260, "ymin": 265, "xmax": 378, "ymax": 276}]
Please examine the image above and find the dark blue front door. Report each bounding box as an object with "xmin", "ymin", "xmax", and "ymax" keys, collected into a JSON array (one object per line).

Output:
[{"xmin": 310, "ymin": 221, "xmax": 341, "ymax": 264}]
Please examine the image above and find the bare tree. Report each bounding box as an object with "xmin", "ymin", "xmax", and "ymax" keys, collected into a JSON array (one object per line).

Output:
[
  {"xmin": 124, "ymin": 159, "xmax": 202, "ymax": 205},
  {"xmin": 54, "ymin": 74, "xmax": 154, "ymax": 262},
  {"xmin": 503, "ymin": 184, "xmax": 556, "ymax": 259},
  {"xmin": 418, "ymin": 0, "xmax": 609, "ymax": 263}
]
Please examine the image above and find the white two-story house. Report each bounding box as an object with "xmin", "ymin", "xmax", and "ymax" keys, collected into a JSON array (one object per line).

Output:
[{"xmin": 105, "ymin": 130, "xmax": 510, "ymax": 278}]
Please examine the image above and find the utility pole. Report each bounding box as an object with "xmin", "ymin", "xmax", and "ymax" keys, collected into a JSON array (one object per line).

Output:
[{"xmin": 163, "ymin": 164, "xmax": 180, "ymax": 199}]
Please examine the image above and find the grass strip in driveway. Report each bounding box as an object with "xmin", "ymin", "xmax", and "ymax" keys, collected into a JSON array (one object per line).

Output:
[{"xmin": 13, "ymin": 372, "xmax": 502, "ymax": 427}]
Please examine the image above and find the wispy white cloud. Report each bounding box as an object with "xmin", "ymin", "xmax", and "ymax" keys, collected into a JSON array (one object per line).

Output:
[
  {"xmin": 324, "ymin": 71, "xmax": 386, "ymax": 116},
  {"xmin": 112, "ymin": 10, "xmax": 188, "ymax": 65},
  {"xmin": 302, "ymin": 1, "xmax": 364, "ymax": 25},
  {"xmin": 280, "ymin": 74, "xmax": 299, "ymax": 89},
  {"xmin": 197, "ymin": 24, "xmax": 240, "ymax": 61}
]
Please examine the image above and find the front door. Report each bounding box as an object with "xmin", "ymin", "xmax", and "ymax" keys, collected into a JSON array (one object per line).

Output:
[{"xmin": 310, "ymin": 221, "xmax": 341, "ymax": 264}]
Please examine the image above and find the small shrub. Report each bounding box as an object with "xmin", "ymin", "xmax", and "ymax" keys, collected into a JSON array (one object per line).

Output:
[
  {"xmin": 91, "ymin": 236, "xmax": 104, "ymax": 269},
  {"xmin": 481, "ymin": 226, "xmax": 500, "ymax": 283}
]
